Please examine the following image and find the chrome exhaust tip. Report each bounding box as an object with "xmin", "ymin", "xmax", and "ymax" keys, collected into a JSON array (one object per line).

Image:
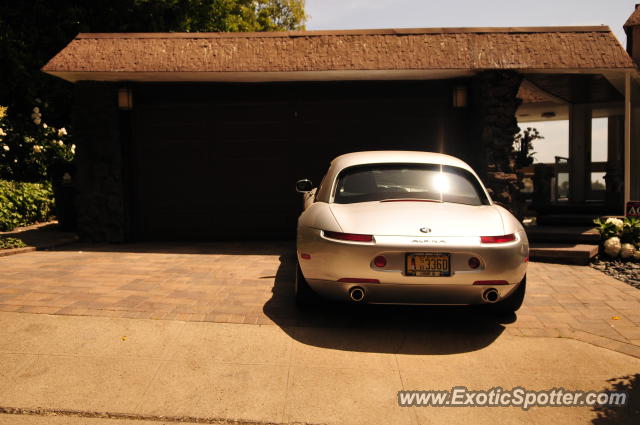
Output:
[
  {"xmin": 349, "ymin": 287, "xmax": 365, "ymax": 302},
  {"xmin": 482, "ymin": 288, "xmax": 499, "ymax": 303}
]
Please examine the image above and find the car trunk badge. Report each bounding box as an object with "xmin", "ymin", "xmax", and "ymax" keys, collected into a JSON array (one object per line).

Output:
[{"xmin": 420, "ymin": 227, "xmax": 431, "ymax": 233}]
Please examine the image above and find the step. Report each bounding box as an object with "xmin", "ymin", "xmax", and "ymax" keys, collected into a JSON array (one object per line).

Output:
[
  {"xmin": 525, "ymin": 225, "xmax": 601, "ymax": 244},
  {"xmin": 529, "ymin": 243, "xmax": 599, "ymax": 266}
]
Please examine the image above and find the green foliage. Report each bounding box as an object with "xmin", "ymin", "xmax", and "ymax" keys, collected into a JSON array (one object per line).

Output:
[
  {"xmin": 0, "ymin": 237, "xmax": 27, "ymax": 250},
  {"xmin": 594, "ymin": 217, "xmax": 621, "ymax": 240},
  {"xmin": 594, "ymin": 217, "xmax": 640, "ymax": 245},
  {"xmin": 0, "ymin": 180, "xmax": 54, "ymax": 231},
  {"xmin": 0, "ymin": 109, "xmax": 74, "ymax": 182},
  {"xmin": 621, "ymin": 217, "xmax": 640, "ymax": 245}
]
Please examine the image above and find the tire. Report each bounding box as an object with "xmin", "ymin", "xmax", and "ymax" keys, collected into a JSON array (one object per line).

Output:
[
  {"xmin": 489, "ymin": 275, "xmax": 526, "ymax": 315},
  {"xmin": 295, "ymin": 263, "xmax": 317, "ymax": 307}
]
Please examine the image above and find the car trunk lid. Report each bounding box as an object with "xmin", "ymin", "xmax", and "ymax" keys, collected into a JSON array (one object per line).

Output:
[{"xmin": 329, "ymin": 201, "xmax": 504, "ymax": 237}]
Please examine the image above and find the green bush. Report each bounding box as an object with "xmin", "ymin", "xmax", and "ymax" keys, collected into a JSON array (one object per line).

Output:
[
  {"xmin": 594, "ymin": 217, "xmax": 640, "ymax": 245},
  {"xmin": 0, "ymin": 180, "xmax": 54, "ymax": 231},
  {"xmin": 0, "ymin": 104, "xmax": 75, "ymax": 182},
  {"xmin": 0, "ymin": 237, "xmax": 26, "ymax": 249}
]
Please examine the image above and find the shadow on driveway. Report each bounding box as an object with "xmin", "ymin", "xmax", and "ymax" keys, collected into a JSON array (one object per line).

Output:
[
  {"xmin": 1, "ymin": 222, "xmax": 77, "ymax": 249},
  {"xmin": 263, "ymin": 253, "xmax": 514, "ymax": 356},
  {"xmin": 54, "ymin": 240, "xmax": 293, "ymax": 255},
  {"xmin": 48, "ymin": 240, "xmax": 511, "ymax": 356},
  {"xmin": 592, "ymin": 373, "xmax": 640, "ymax": 425}
]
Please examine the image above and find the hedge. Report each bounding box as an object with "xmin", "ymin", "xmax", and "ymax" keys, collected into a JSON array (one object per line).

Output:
[{"xmin": 0, "ymin": 180, "xmax": 54, "ymax": 231}]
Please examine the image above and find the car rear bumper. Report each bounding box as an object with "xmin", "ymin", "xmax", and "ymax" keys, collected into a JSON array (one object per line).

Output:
[
  {"xmin": 306, "ymin": 279, "xmax": 521, "ymax": 305},
  {"xmin": 297, "ymin": 228, "xmax": 528, "ymax": 305}
]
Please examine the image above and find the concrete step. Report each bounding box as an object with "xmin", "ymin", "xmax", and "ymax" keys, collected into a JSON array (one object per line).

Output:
[
  {"xmin": 529, "ymin": 243, "xmax": 599, "ymax": 266},
  {"xmin": 525, "ymin": 225, "xmax": 601, "ymax": 244}
]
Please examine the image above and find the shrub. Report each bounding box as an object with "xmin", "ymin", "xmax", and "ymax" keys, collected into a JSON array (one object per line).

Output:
[
  {"xmin": 0, "ymin": 180, "xmax": 54, "ymax": 231},
  {"xmin": 594, "ymin": 217, "xmax": 640, "ymax": 260},
  {"xmin": 0, "ymin": 237, "xmax": 26, "ymax": 249},
  {"xmin": 0, "ymin": 103, "xmax": 74, "ymax": 182}
]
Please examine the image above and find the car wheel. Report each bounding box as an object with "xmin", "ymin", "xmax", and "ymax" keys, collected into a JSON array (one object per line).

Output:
[
  {"xmin": 489, "ymin": 275, "xmax": 526, "ymax": 315},
  {"xmin": 295, "ymin": 263, "xmax": 317, "ymax": 307}
]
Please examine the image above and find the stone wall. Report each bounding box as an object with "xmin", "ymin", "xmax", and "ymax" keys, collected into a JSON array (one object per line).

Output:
[
  {"xmin": 72, "ymin": 82, "xmax": 127, "ymax": 242},
  {"xmin": 471, "ymin": 71, "xmax": 524, "ymax": 217}
]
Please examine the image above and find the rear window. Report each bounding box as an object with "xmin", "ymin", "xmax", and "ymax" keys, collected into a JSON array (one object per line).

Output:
[{"xmin": 333, "ymin": 163, "xmax": 489, "ymax": 206}]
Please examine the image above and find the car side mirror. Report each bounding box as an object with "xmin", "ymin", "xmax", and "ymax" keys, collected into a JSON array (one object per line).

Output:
[{"xmin": 296, "ymin": 179, "xmax": 313, "ymax": 193}]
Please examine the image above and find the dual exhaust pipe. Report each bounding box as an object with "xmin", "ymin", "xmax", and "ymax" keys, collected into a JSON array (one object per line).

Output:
[{"xmin": 349, "ymin": 286, "xmax": 499, "ymax": 304}]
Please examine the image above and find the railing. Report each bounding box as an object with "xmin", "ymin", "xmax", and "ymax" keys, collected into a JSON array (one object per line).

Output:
[{"xmin": 528, "ymin": 158, "xmax": 608, "ymax": 206}]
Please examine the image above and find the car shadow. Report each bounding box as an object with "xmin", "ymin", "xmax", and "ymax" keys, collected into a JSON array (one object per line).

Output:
[
  {"xmin": 263, "ymin": 252, "xmax": 514, "ymax": 356},
  {"xmin": 50, "ymin": 240, "xmax": 511, "ymax": 356}
]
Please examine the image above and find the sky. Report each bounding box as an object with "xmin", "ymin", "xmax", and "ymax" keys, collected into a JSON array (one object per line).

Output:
[
  {"xmin": 306, "ymin": 0, "xmax": 635, "ymax": 45},
  {"xmin": 305, "ymin": 0, "xmax": 634, "ymax": 179}
]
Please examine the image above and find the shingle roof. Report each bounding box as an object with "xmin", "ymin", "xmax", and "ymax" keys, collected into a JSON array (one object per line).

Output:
[
  {"xmin": 42, "ymin": 26, "xmax": 635, "ymax": 81},
  {"xmin": 625, "ymin": 6, "xmax": 640, "ymax": 27}
]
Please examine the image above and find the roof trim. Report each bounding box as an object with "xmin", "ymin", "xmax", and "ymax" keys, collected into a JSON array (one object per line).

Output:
[
  {"xmin": 44, "ymin": 69, "xmax": 477, "ymax": 83},
  {"xmin": 75, "ymin": 26, "xmax": 613, "ymax": 39}
]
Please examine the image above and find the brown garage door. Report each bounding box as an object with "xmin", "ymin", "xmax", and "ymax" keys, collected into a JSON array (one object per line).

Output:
[{"xmin": 130, "ymin": 82, "xmax": 460, "ymax": 240}]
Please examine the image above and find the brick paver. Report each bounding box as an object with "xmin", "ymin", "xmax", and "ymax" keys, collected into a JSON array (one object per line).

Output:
[{"xmin": 1, "ymin": 242, "xmax": 640, "ymax": 356}]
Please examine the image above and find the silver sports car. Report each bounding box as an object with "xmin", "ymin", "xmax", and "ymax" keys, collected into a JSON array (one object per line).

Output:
[{"xmin": 295, "ymin": 151, "xmax": 528, "ymax": 313}]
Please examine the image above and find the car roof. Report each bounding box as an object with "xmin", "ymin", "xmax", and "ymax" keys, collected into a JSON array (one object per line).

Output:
[
  {"xmin": 330, "ymin": 151, "xmax": 475, "ymax": 172},
  {"xmin": 314, "ymin": 150, "xmax": 491, "ymax": 204}
]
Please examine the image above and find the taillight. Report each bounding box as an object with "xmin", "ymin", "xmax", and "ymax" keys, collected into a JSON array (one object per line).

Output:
[
  {"xmin": 480, "ymin": 234, "xmax": 516, "ymax": 244},
  {"xmin": 324, "ymin": 231, "xmax": 373, "ymax": 242},
  {"xmin": 373, "ymin": 256, "xmax": 387, "ymax": 268}
]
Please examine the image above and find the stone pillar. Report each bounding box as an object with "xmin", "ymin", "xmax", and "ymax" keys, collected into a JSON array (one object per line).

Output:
[
  {"xmin": 72, "ymin": 82, "xmax": 127, "ymax": 242},
  {"xmin": 470, "ymin": 71, "xmax": 523, "ymax": 216}
]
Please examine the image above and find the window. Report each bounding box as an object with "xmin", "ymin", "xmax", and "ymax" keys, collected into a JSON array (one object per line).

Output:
[{"xmin": 333, "ymin": 164, "xmax": 489, "ymax": 206}]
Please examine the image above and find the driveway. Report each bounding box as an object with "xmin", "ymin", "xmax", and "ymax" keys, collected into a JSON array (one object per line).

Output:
[
  {"xmin": 2, "ymin": 242, "xmax": 640, "ymax": 352},
  {"xmin": 1, "ymin": 243, "xmax": 640, "ymax": 424}
]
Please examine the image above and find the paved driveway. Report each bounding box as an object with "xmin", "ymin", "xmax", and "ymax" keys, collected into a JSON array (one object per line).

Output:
[
  {"xmin": 1, "ymin": 243, "xmax": 640, "ymax": 424},
  {"xmin": 1, "ymin": 242, "xmax": 640, "ymax": 356},
  {"xmin": 0, "ymin": 310, "xmax": 636, "ymax": 425}
]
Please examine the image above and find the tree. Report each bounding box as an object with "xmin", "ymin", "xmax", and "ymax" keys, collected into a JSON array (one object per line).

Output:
[
  {"xmin": 0, "ymin": 0, "xmax": 307, "ymax": 126},
  {"xmin": 513, "ymin": 127, "xmax": 544, "ymax": 169}
]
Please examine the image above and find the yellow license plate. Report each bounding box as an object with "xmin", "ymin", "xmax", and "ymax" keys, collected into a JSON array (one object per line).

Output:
[{"xmin": 406, "ymin": 253, "xmax": 451, "ymax": 277}]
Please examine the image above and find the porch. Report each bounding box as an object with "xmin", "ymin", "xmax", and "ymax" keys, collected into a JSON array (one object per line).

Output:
[{"xmin": 517, "ymin": 71, "xmax": 640, "ymax": 225}]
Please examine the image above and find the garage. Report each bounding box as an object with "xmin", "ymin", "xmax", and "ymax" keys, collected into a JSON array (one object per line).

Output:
[
  {"xmin": 130, "ymin": 81, "xmax": 462, "ymax": 240},
  {"xmin": 44, "ymin": 27, "xmax": 630, "ymax": 243}
]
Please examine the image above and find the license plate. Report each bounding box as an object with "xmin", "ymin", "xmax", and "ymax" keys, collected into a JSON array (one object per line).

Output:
[{"xmin": 405, "ymin": 253, "xmax": 451, "ymax": 277}]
